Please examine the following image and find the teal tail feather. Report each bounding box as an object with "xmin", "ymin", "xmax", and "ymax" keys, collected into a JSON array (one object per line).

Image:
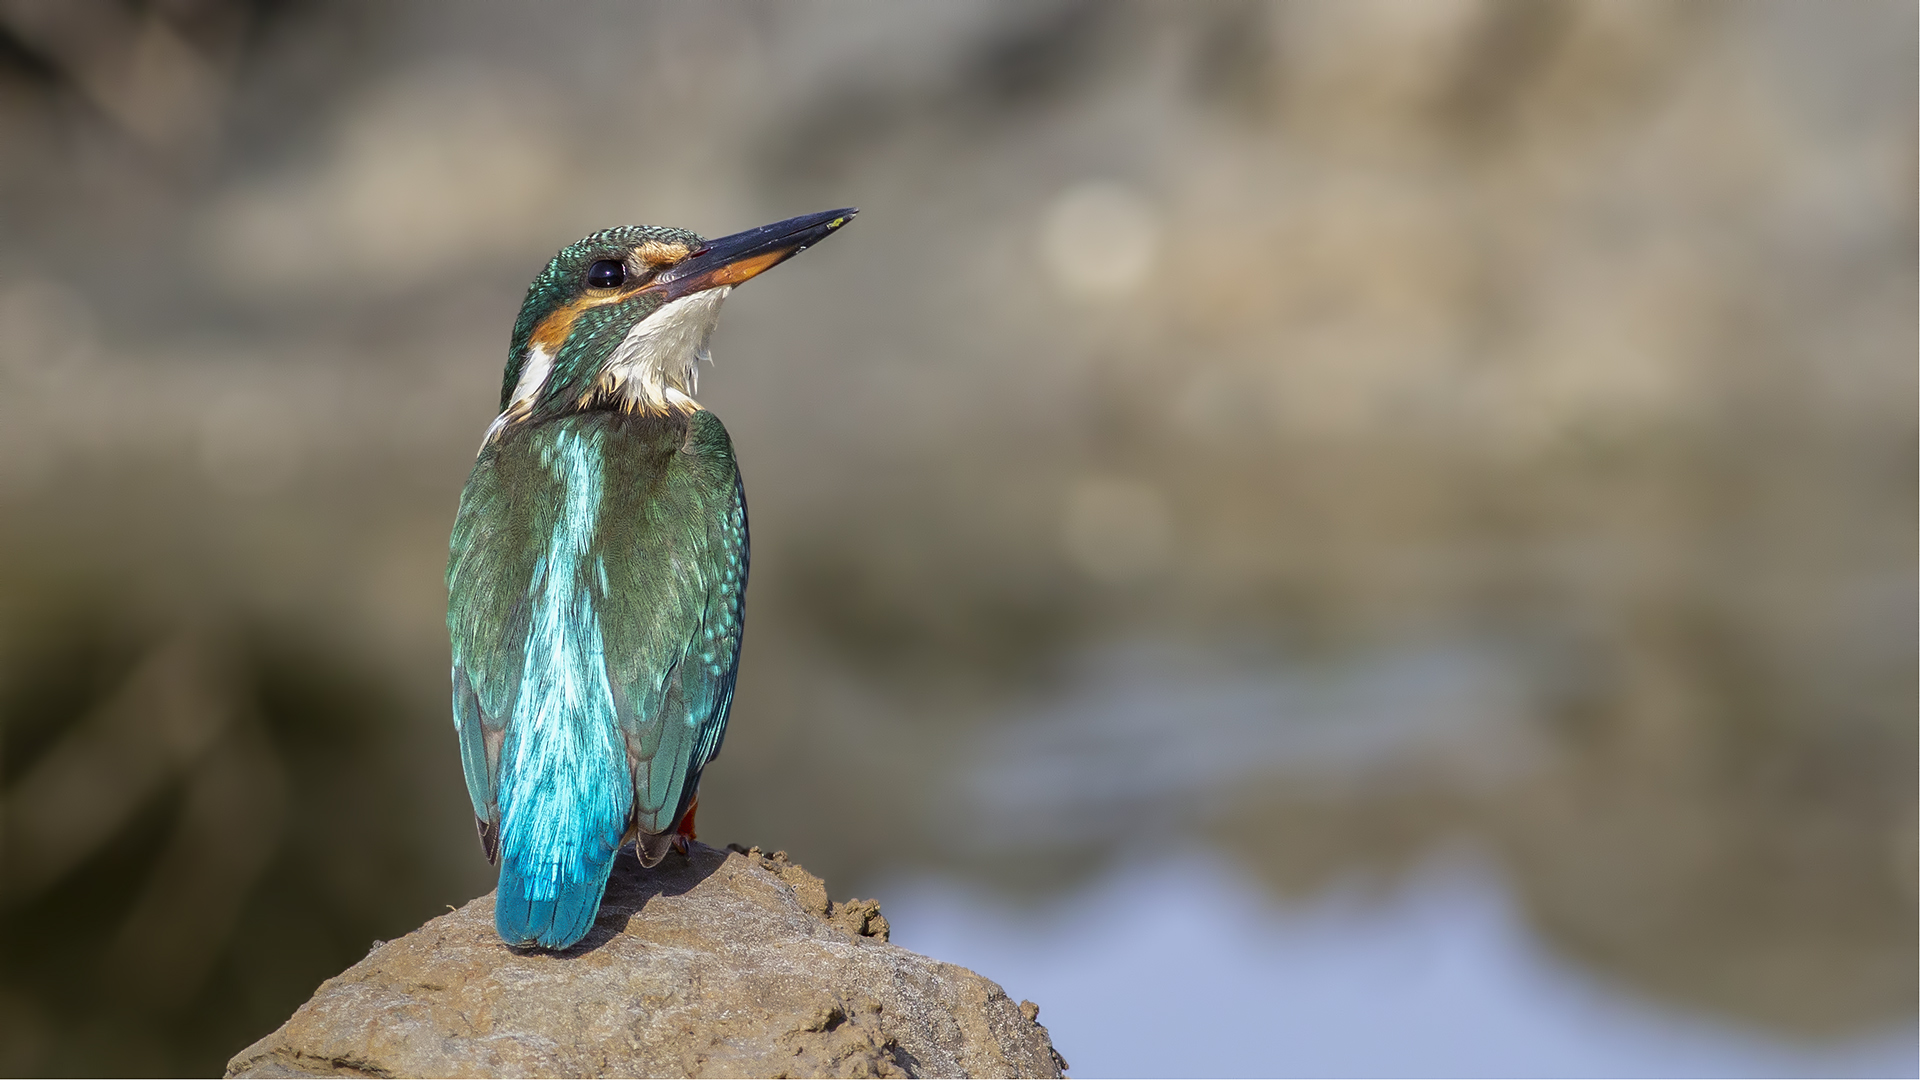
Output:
[{"xmin": 495, "ymin": 830, "xmax": 622, "ymax": 949}]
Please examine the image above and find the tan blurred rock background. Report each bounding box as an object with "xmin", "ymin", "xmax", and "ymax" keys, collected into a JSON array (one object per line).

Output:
[{"xmin": 0, "ymin": 2, "xmax": 1911, "ymax": 1075}]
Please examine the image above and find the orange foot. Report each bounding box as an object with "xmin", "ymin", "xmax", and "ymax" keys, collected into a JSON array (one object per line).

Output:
[{"xmin": 671, "ymin": 794, "xmax": 699, "ymax": 855}]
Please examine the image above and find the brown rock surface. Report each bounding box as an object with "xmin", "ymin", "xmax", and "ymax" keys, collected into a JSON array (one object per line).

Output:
[{"xmin": 225, "ymin": 843, "xmax": 1066, "ymax": 1078}]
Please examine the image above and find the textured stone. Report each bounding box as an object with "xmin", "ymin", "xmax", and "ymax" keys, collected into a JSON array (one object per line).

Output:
[{"xmin": 225, "ymin": 843, "xmax": 1065, "ymax": 1079}]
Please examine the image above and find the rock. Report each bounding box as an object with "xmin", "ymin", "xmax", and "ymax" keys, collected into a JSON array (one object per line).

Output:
[{"xmin": 225, "ymin": 842, "xmax": 1066, "ymax": 1078}]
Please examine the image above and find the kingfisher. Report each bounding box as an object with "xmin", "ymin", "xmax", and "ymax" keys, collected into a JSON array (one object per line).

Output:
[{"xmin": 447, "ymin": 208, "xmax": 856, "ymax": 949}]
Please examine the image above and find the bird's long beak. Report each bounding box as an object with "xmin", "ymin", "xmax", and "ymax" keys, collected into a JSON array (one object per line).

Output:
[{"xmin": 646, "ymin": 208, "xmax": 858, "ymax": 301}]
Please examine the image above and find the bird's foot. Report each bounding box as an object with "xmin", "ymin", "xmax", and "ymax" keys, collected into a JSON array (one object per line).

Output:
[{"xmin": 671, "ymin": 794, "xmax": 699, "ymax": 855}]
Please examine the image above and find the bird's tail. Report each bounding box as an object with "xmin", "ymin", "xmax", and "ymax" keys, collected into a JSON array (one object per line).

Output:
[
  {"xmin": 491, "ymin": 742, "xmax": 632, "ymax": 949},
  {"xmin": 494, "ymin": 826, "xmax": 623, "ymax": 949}
]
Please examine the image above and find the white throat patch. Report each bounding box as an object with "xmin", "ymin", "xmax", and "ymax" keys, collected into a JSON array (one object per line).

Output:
[{"xmin": 600, "ymin": 287, "xmax": 733, "ymax": 412}]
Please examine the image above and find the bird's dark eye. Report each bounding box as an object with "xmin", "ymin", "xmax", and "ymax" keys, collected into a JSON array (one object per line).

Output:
[{"xmin": 587, "ymin": 260, "xmax": 626, "ymax": 289}]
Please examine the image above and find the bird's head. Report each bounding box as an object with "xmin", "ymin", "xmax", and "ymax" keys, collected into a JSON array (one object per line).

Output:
[{"xmin": 493, "ymin": 208, "xmax": 856, "ymax": 430}]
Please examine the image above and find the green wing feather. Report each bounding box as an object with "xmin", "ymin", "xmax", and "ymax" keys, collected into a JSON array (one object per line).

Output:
[
  {"xmin": 448, "ymin": 436, "xmax": 550, "ymax": 852},
  {"xmin": 595, "ymin": 409, "xmax": 746, "ymax": 834}
]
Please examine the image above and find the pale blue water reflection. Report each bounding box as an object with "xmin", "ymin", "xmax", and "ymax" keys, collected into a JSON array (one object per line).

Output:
[
  {"xmin": 884, "ymin": 853, "xmax": 1918, "ymax": 1079},
  {"xmin": 953, "ymin": 638, "xmax": 1539, "ymax": 848}
]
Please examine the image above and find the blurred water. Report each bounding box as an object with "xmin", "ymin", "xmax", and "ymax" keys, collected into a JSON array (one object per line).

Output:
[
  {"xmin": 954, "ymin": 637, "xmax": 1540, "ymax": 848},
  {"xmin": 885, "ymin": 852, "xmax": 1919, "ymax": 1079}
]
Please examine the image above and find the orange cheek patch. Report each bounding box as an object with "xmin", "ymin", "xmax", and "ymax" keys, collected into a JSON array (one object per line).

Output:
[
  {"xmin": 530, "ymin": 306, "xmax": 574, "ymax": 353},
  {"xmin": 529, "ymin": 289, "xmax": 644, "ymax": 352},
  {"xmin": 527, "ymin": 306, "xmax": 568, "ymax": 352},
  {"xmin": 529, "ymin": 299, "xmax": 591, "ymax": 353}
]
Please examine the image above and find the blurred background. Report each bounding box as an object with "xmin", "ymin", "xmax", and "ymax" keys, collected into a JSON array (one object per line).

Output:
[{"xmin": 0, "ymin": 1, "xmax": 1912, "ymax": 1076}]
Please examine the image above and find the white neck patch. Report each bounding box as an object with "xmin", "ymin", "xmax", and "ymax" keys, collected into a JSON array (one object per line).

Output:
[
  {"xmin": 507, "ymin": 342, "xmax": 555, "ymax": 410},
  {"xmin": 478, "ymin": 341, "xmax": 556, "ymax": 450},
  {"xmin": 600, "ymin": 287, "xmax": 733, "ymax": 412}
]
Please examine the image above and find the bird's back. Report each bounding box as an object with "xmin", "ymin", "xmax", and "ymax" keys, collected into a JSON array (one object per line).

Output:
[{"xmin": 448, "ymin": 406, "xmax": 747, "ymax": 948}]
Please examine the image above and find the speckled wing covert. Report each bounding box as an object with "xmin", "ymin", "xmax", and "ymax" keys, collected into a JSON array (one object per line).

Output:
[{"xmin": 447, "ymin": 408, "xmax": 746, "ymax": 948}]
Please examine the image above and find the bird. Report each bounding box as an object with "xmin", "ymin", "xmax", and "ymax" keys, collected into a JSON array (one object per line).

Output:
[{"xmin": 447, "ymin": 208, "xmax": 856, "ymax": 949}]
